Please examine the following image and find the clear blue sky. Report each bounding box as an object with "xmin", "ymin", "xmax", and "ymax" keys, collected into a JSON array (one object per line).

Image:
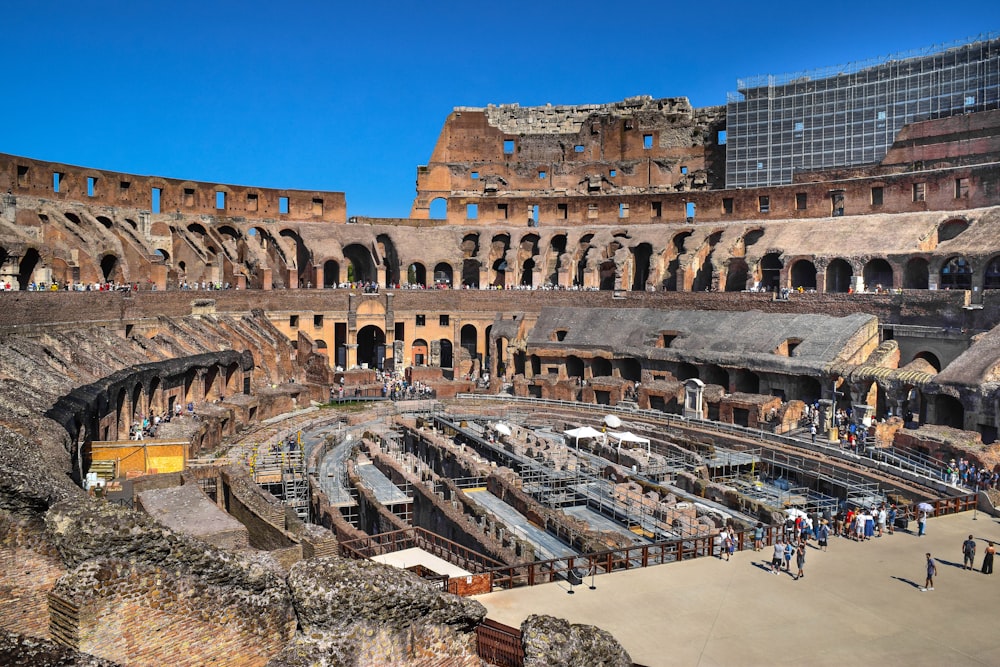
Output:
[{"xmin": 3, "ymin": 2, "xmax": 996, "ymax": 218}]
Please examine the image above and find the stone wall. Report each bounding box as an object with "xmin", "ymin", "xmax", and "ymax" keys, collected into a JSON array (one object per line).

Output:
[{"xmin": 0, "ymin": 514, "xmax": 67, "ymax": 640}]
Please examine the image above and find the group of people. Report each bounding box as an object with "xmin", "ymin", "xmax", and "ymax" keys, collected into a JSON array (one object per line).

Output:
[
  {"xmin": 944, "ymin": 457, "xmax": 1000, "ymax": 490},
  {"xmin": 960, "ymin": 534, "xmax": 996, "ymax": 575}
]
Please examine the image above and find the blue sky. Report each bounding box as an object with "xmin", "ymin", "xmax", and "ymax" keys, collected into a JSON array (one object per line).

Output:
[{"xmin": 3, "ymin": 2, "xmax": 996, "ymax": 218}]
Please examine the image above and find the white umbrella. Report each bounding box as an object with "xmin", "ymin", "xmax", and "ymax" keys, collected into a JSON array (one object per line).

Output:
[
  {"xmin": 493, "ymin": 422, "xmax": 512, "ymax": 436},
  {"xmin": 917, "ymin": 502, "xmax": 934, "ymax": 513},
  {"xmin": 604, "ymin": 414, "xmax": 622, "ymax": 429},
  {"xmin": 785, "ymin": 508, "xmax": 808, "ymax": 519}
]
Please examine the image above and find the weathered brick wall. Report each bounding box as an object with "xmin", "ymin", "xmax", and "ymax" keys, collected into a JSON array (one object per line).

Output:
[
  {"xmin": 0, "ymin": 514, "xmax": 66, "ymax": 640},
  {"xmin": 49, "ymin": 559, "xmax": 296, "ymax": 667},
  {"xmin": 220, "ymin": 468, "xmax": 298, "ymax": 552}
]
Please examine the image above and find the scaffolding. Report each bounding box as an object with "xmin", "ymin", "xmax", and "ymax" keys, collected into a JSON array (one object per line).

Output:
[
  {"xmin": 248, "ymin": 435, "xmax": 310, "ymax": 522},
  {"xmin": 726, "ymin": 33, "xmax": 1000, "ymax": 189}
]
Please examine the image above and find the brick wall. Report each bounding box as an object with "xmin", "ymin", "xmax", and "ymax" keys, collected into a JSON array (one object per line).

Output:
[{"xmin": 0, "ymin": 515, "xmax": 66, "ymax": 639}]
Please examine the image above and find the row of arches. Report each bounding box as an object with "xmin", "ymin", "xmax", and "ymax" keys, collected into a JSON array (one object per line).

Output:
[{"xmin": 312, "ymin": 323, "xmax": 485, "ymax": 372}]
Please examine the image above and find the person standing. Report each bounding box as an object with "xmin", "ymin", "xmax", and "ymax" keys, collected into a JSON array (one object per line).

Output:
[
  {"xmin": 917, "ymin": 511, "xmax": 927, "ymax": 537},
  {"xmin": 817, "ymin": 520, "xmax": 830, "ymax": 552},
  {"xmin": 772, "ymin": 538, "xmax": 784, "ymax": 574},
  {"xmin": 794, "ymin": 542, "xmax": 806, "ymax": 580},
  {"xmin": 921, "ymin": 553, "xmax": 937, "ymax": 591},
  {"xmin": 962, "ymin": 535, "xmax": 977, "ymax": 570},
  {"xmin": 982, "ymin": 542, "xmax": 996, "ymax": 575},
  {"xmin": 753, "ymin": 522, "xmax": 764, "ymax": 552}
]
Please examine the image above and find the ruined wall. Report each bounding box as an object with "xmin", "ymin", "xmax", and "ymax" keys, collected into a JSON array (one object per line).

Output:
[{"xmin": 0, "ymin": 514, "xmax": 67, "ymax": 640}]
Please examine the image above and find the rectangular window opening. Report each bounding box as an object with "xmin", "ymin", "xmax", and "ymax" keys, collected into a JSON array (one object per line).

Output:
[
  {"xmin": 439, "ymin": 314, "xmax": 449, "ymax": 326},
  {"xmin": 758, "ymin": 195, "xmax": 770, "ymax": 213},
  {"xmin": 471, "ymin": 171, "xmax": 479, "ymax": 180},
  {"xmin": 151, "ymin": 187, "xmax": 161, "ymax": 214},
  {"xmin": 913, "ymin": 183, "xmax": 926, "ymax": 202},
  {"xmin": 557, "ymin": 203, "xmax": 568, "ymax": 220},
  {"xmin": 530, "ymin": 204, "xmax": 539, "ymax": 225},
  {"xmin": 587, "ymin": 204, "xmax": 598, "ymax": 219},
  {"xmin": 955, "ymin": 177, "xmax": 969, "ymax": 199},
  {"xmin": 184, "ymin": 188, "xmax": 195, "ymax": 207},
  {"xmin": 722, "ymin": 198, "xmax": 734, "ymax": 214},
  {"xmin": 87, "ymin": 177, "xmax": 96, "ymax": 197},
  {"xmin": 16, "ymin": 165, "xmax": 29, "ymax": 187},
  {"xmin": 416, "ymin": 314, "xmax": 426, "ymax": 326},
  {"xmin": 216, "ymin": 191, "xmax": 226, "ymax": 210},
  {"xmin": 651, "ymin": 201, "xmax": 662, "ymax": 218},
  {"xmin": 466, "ymin": 203, "xmax": 478, "ymax": 219},
  {"xmin": 871, "ymin": 187, "xmax": 884, "ymax": 207},
  {"xmin": 52, "ymin": 172, "xmax": 62, "ymax": 193},
  {"xmin": 497, "ymin": 203, "xmax": 508, "ymax": 219},
  {"xmin": 609, "ymin": 169, "xmax": 617, "ymax": 177},
  {"xmin": 312, "ymin": 198, "xmax": 324, "ymax": 216},
  {"xmin": 795, "ymin": 193, "xmax": 807, "ymax": 210},
  {"xmin": 643, "ymin": 134, "xmax": 653, "ymax": 149},
  {"xmin": 538, "ymin": 170, "xmax": 547, "ymax": 179},
  {"xmin": 618, "ymin": 203, "xmax": 629, "ymax": 219},
  {"xmin": 289, "ymin": 315, "xmax": 299, "ymax": 328},
  {"xmin": 503, "ymin": 140, "xmax": 515, "ymax": 154},
  {"xmin": 313, "ymin": 314, "xmax": 323, "ymax": 328},
  {"xmin": 574, "ymin": 144, "xmax": 585, "ymax": 153},
  {"xmin": 718, "ymin": 130, "xmax": 727, "ymax": 145},
  {"xmin": 247, "ymin": 193, "xmax": 259, "ymax": 211},
  {"xmin": 680, "ymin": 166, "xmax": 688, "ymax": 175},
  {"xmin": 279, "ymin": 196, "xmax": 289, "ymax": 214}
]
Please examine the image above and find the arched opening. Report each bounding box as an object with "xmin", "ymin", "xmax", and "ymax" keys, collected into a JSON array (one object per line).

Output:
[
  {"xmin": 204, "ymin": 366, "xmax": 220, "ymax": 399},
  {"xmin": 529, "ymin": 354, "xmax": 541, "ymax": 376},
  {"xmin": 155, "ymin": 248, "xmax": 170, "ymax": 263},
  {"xmin": 566, "ymin": 355, "xmax": 584, "ymax": 379},
  {"xmin": 315, "ymin": 340, "xmax": 328, "ymax": 355},
  {"xmin": 280, "ymin": 229, "xmax": 313, "ymax": 288},
  {"xmin": 790, "ymin": 259, "xmax": 817, "ymax": 291},
  {"xmin": 100, "ymin": 254, "xmax": 120, "ymax": 283},
  {"xmin": 520, "ymin": 258, "xmax": 535, "ymax": 286},
  {"xmin": 939, "ymin": 256, "xmax": 972, "ymax": 290},
  {"xmin": 187, "ymin": 223, "xmax": 207, "ymax": 236},
  {"xmin": 429, "ymin": 197, "xmax": 447, "ymax": 219},
  {"xmin": 725, "ymin": 258, "xmax": 749, "ymax": 292},
  {"xmin": 938, "ymin": 218, "xmax": 969, "ymax": 242},
  {"xmin": 356, "ymin": 325, "xmax": 386, "ymax": 370},
  {"xmin": 619, "ymin": 358, "xmax": 642, "ymax": 382},
  {"xmin": 96, "ymin": 215, "xmax": 113, "ymax": 229},
  {"xmin": 592, "ymin": 357, "xmax": 612, "ymax": 378},
  {"xmin": 412, "ymin": 338, "xmax": 429, "ymax": 366},
  {"xmin": 439, "ymin": 339, "xmax": 453, "ymax": 369},
  {"xmin": 460, "ymin": 324, "xmax": 478, "ymax": 362},
  {"xmin": 902, "ymin": 386, "xmax": 925, "ymax": 424},
  {"xmin": 734, "ymin": 369, "xmax": 759, "ymax": 394},
  {"xmin": 904, "ymin": 257, "xmax": 929, "ymax": 289},
  {"xmin": 932, "ymin": 394, "xmax": 964, "ymax": 429},
  {"xmin": 547, "ymin": 235, "xmax": 568, "ymax": 286},
  {"xmin": 676, "ymin": 363, "xmax": 699, "ymax": 381},
  {"xmin": 407, "ymin": 263, "xmax": 427, "ymax": 287},
  {"xmin": 662, "ymin": 231, "xmax": 692, "ymax": 291},
  {"xmin": 702, "ymin": 364, "xmax": 728, "ymax": 387},
  {"xmin": 985, "ymin": 257, "xmax": 1000, "ymax": 290},
  {"xmin": 433, "ymin": 262, "xmax": 453, "ymax": 288},
  {"xmin": 759, "ymin": 252, "xmax": 782, "ymax": 291},
  {"xmin": 65, "ymin": 212, "xmax": 82, "ymax": 226},
  {"xmin": 492, "ymin": 258, "xmax": 507, "ymax": 287},
  {"xmin": 376, "ymin": 234, "xmax": 400, "ymax": 287},
  {"xmin": 863, "ymin": 258, "xmax": 893, "ymax": 292},
  {"xmin": 598, "ymin": 260, "xmax": 616, "ymax": 291},
  {"xmin": 631, "ymin": 243, "xmax": 652, "ymax": 291},
  {"xmin": 323, "ymin": 260, "xmax": 341, "ymax": 287},
  {"xmin": 575, "ymin": 234, "xmax": 595, "ymax": 288},
  {"xmin": 800, "ymin": 377, "xmax": 822, "ymax": 405},
  {"xmin": 462, "ymin": 259, "xmax": 480, "ymax": 288},
  {"xmin": 825, "ymin": 258, "xmax": 853, "ymax": 293},
  {"xmin": 343, "ymin": 244, "xmax": 376, "ymax": 283},
  {"xmin": 913, "ymin": 351, "xmax": 941, "ymax": 372},
  {"xmin": 18, "ymin": 249, "xmax": 40, "ymax": 290}
]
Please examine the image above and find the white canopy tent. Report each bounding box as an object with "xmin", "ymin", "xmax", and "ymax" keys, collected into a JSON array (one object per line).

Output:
[
  {"xmin": 563, "ymin": 426, "xmax": 607, "ymax": 447},
  {"xmin": 608, "ymin": 430, "xmax": 651, "ymax": 454}
]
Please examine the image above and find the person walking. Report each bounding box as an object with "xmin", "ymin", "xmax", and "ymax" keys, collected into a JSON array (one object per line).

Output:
[
  {"xmin": 771, "ymin": 538, "xmax": 784, "ymax": 574},
  {"xmin": 921, "ymin": 553, "xmax": 937, "ymax": 591},
  {"xmin": 817, "ymin": 519, "xmax": 830, "ymax": 552},
  {"xmin": 982, "ymin": 542, "xmax": 996, "ymax": 575},
  {"xmin": 794, "ymin": 541, "xmax": 806, "ymax": 580},
  {"xmin": 962, "ymin": 534, "xmax": 977, "ymax": 570},
  {"xmin": 917, "ymin": 510, "xmax": 927, "ymax": 537}
]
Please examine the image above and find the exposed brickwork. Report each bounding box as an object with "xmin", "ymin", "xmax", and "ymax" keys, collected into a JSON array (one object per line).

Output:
[{"xmin": 0, "ymin": 514, "xmax": 67, "ymax": 640}]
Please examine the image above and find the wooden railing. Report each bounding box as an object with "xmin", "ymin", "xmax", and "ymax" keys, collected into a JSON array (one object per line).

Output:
[{"xmin": 338, "ymin": 526, "xmax": 505, "ymax": 573}]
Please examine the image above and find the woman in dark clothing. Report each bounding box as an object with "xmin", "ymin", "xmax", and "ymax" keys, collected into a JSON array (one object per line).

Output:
[{"xmin": 983, "ymin": 541, "xmax": 996, "ymax": 575}]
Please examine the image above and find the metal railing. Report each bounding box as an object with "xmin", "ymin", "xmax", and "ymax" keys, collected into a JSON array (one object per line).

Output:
[{"xmin": 475, "ymin": 619, "xmax": 524, "ymax": 667}]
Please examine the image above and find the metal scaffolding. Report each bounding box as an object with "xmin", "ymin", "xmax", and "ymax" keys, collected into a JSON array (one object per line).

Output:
[{"xmin": 726, "ymin": 33, "xmax": 1000, "ymax": 189}]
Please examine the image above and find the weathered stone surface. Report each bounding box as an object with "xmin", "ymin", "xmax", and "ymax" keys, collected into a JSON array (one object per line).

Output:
[
  {"xmin": 521, "ymin": 614, "xmax": 631, "ymax": 667},
  {"xmin": 0, "ymin": 630, "xmax": 122, "ymax": 666},
  {"xmin": 0, "ymin": 425, "xmax": 79, "ymax": 517}
]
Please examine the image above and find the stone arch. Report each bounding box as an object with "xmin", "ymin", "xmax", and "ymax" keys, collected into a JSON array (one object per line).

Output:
[
  {"xmin": 375, "ymin": 234, "xmax": 400, "ymax": 287},
  {"xmin": 825, "ymin": 258, "xmax": 853, "ymax": 293},
  {"xmin": 734, "ymin": 368, "xmax": 759, "ymax": 393},
  {"xmin": 517, "ymin": 234, "xmax": 540, "ymax": 286},
  {"xmin": 429, "ymin": 197, "xmax": 447, "ymax": 219},
  {"xmin": 984, "ymin": 255, "xmax": 1000, "ymax": 290},
  {"xmin": 155, "ymin": 248, "xmax": 170, "ymax": 263},
  {"xmin": 702, "ymin": 364, "xmax": 728, "ymax": 387},
  {"xmin": 691, "ymin": 230, "xmax": 723, "ymax": 293},
  {"xmin": 591, "ymin": 357, "xmax": 612, "ymax": 377},
  {"xmin": 95, "ymin": 215, "xmax": 113, "ymax": 229},
  {"xmin": 661, "ymin": 231, "xmax": 692, "ymax": 291},
  {"xmin": 939, "ymin": 255, "xmax": 972, "ymax": 290},
  {"xmin": 188, "ymin": 222, "xmax": 208, "ymax": 236},
  {"xmin": 546, "ymin": 234, "xmax": 568, "ymax": 287},
  {"xmin": 618, "ymin": 358, "xmax": 642, "ymax": 382},
  {"xmin": 18, "ymin": 248, "xmax": 41, "ymax": 290},
  {"xmin": 938, "ymin": 218, "xmax": 970, "ymax": 242},
  {"xmin": 356, "ymin": 325, "xmax": 386, "ymax": 370},
  {"xmin": 460, "ymin": 324, "xmax": 478, "ymax": 362},
  {"xmin": 725, "ymin": 258, "xmax": 749, "ymax": 292},
  {"xmin": 904, "ymin": 257, "xmax": 930, "ymax": 289},
  {"xmin": 204, "ymin": 365, "xmax": 221, "ymax": 400},
  {"xmin": 323, "ymin": 260, "xmax": 341, "ymax": 287},
  {"xmin": 676, "ymin": 362, "xmax": 699, "ymax": 381},
  {"xmin": 279, "ymin": 228, "xmax": 314, "ymax": 288},
  {"xmin": 433, "ymin": 262, "xmax": 453, "ymax": 287},
  {"xmin": 461, "ymin": 234, "xmax": 481, "ymax": 287},
  {"xmin": 630, "ymin": 243, "xmax": 653, "ymax": 291},
  {"xmin": 225, "ymin": 361, "xmax": 242, "ymax": 395},
  {"xmin": 574, "ymin": 234, "xmax": 595, "ymax": 287},
  {"xmin": 407, "ymin": 262, "xmax": 427, "ymax": 287},
  {"xmin": 489, "ymin": 234, "xmax": 511, "ymax": 287},
  {"xmin": 412, "ymin": 338, "xmax": 429, "ymax": 366},
  {"xmin": 790, "ymin": 259, "xmax": 817, "ymax": 291},
  {"xmin": 598, "ymin": 260, "xmax": 617, "ymax": 291},
  {"xmin": 863, "ymin": 258, "xmax": 894, "ymax": 291},
  {"xmin": 759, "ymin": 252, "xmax": 782, "ymax": 291},
  {"xmin": 800, "ymin": 377, "xmax": 822, "ymax": 405},
  {"xmin": 912, "ymin": 351, "xmax": 941, "ymax": 372},
  {"xmin": 100, "ymin": 254, "xmax": 121, "ymax": 283},
  {"xmin": 932, "ymin": 394, "xmax": 964, "ymax": 429},
  {"xmin": 566, "ymin": 355, "xmax": 584, "ymax": 379},
  {"xmin": 343, "ymin": 243, "xmax": 377, "ymax": 283}
]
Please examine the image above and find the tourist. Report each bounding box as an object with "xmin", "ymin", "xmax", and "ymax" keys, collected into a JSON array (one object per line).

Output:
[
  {"xmin": 794, "ymin": 541, "xmax": 806, "ymax": 580},
  {"xmin": 771, "ymin": 538, "xmax": 784, "ymax": 574},
  {"xmin": 753, "ymin": 522, "xmax": 764, "ymax": 552},
  {"xmin": 887, "ymin": 505, "xmax": 897, "ymax": 535},
  {"xmin": 982, "ymin": 542, "xmax": 996, "ymax": 575},
  {"xmin": 817, "ymin": 519, "xmax": 830, "ymax": 552},
  {"xmin": 921, "ymin": 552, "xmax": 937, "ymax": 591},
  {"xmin": 783, "ymin": 540, "xmax": 794, "ymax": 572},
  {"xmin": 962, "ymin": 534, "xmax": 977, "ymax": 570},
  {"xmin": 917, "ymin": 510, "xmax": 928, "ymax": 537}
]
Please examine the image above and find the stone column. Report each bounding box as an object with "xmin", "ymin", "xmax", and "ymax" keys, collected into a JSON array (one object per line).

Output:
[{"xmin": 346, "ymin": 344, "xmax": 358, "ymax": 369}]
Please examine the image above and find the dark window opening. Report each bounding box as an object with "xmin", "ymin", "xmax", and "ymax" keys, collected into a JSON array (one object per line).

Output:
[
  {"xmin": 416, "ymin": 314, "xmax": 426, "ymax": 326},
  {"xmin": 312, "ymin": 198, "xmax": 324, "ymax": 215},
  {"xmin": 313, "ymin": 314, "xmax": 323, "ymax": 328},
  {"xmin": 651, "ymin": 201, "xmax": 662, "ymax": 218},
  {"xmin": 16, "ymin": 165, "xmax": 29, "ymax": 187},
  {"xmin": 723, "ymin": 198, "xmax": 734, "ymax": 214},
  {"xmin": 184, "ymin": 188, "xmax": 195, "ymax": 206},
  {"xmin": 758, "ymin": 196, "xmax": 770, "ymax": 213},
  {"xmin": 955, "ymin": 177, "xmax": 969, "ymax": 199},
  {"xmin": 439, "ymin": 314, "xmax": 449, "ymax": 326},
  {"xmin": 871, "ymin": 187, "xmax": 884, "ymax": 206},
  {"xmin": 795, "ymin": 193, "xmax": 807, "ymax": 210},
  {"xmin": 247, "ymin": 193, "xmax": 258, "ymax": 211},
  {"xmin": 290, "ymin": 315, "xmax": 299, "ymax": 328},
  {"xmin": 558, "ymin": 203, "xmax": 568, "ymax": 219},
  {"xmin": 913, "ymin": 183, "xmax": 926, "ymax": 202}
]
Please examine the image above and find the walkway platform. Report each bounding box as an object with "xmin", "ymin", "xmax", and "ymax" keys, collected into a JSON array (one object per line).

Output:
[{"xmin": 473, "ymin": 511, "xmax": 1000, "ymax": 667}]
